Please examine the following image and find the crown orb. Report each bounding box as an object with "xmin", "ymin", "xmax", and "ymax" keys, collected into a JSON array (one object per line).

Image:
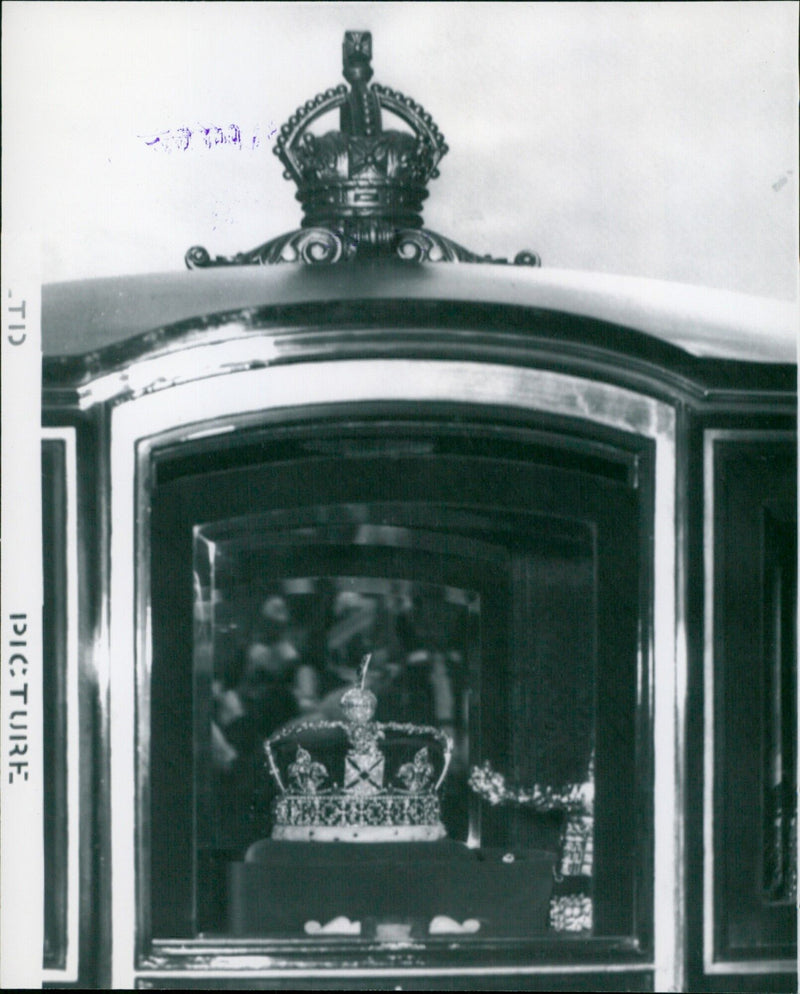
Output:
[{"xmin": 340, "ymin": 686, "xmax": 377, "ymax": 724}]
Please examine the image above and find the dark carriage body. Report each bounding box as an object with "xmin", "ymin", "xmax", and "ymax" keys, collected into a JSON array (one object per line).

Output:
[{"xmin": 40, "ymin": 259, "xmax": 796, "ymax": 991}]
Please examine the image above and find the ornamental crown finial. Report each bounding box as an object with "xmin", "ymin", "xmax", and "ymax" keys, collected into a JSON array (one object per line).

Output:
[{"xmin": 185, "ymin": 31, "xmax": 540, "ymax": 267}]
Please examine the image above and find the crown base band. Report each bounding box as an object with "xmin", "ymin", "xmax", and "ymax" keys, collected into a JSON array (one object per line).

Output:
[
  {"xmin": 298, "ymin": 181, "xmax": 427, "ymax": 227},
  {"xmin": 271, "ymin": 788, "xmax": 447, "ymax": 842},
  {"xmin": 272, "ymin": 823, "xmax": 447, "ymax": 843},
  {"xmin": 302, "ymin": 211, "xmax": 424, "ymax": 231}
]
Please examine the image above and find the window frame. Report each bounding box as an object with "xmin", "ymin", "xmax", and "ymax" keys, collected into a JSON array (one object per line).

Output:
[{"xmin": 41, "ymin": 428, "xmax": 81, "ymax": 984}]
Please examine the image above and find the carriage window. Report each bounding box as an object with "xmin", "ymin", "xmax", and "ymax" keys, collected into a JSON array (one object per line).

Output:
[
  {"xmin": 710, "ymin": 438, "xmax": 797, "ymax": 964},
  {"xmin": 148, "ymin": 420, "xmax": 651, "ymax": 954}
]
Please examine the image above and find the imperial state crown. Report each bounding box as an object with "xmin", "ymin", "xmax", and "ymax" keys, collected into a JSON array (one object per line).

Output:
[{"xmin": 264, "ymin": 655, "xmax": 453, "ymax": 842}]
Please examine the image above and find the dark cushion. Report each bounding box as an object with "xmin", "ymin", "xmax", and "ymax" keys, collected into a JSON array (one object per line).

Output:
[{"xmin": 228, "ymin": 840, "xmax": 555, "ymax": 937}]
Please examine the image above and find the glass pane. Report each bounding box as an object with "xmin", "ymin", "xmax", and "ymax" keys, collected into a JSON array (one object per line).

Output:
[
  {"xmin": 148, "ymin": 425, "xmax": 647, "ymax": 946},
  {"xmin": 763, "ymin": 509, "xmax": 797, "ymax": 905},
  {"xmin": 189, "ymin": 502, "xmax": 597, "ymax": 938}
]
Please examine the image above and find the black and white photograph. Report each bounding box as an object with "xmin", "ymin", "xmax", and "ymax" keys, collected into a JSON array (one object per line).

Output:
[{"xmin": 1, "ymin": 2, "xmax": 797, "ymax": 990}]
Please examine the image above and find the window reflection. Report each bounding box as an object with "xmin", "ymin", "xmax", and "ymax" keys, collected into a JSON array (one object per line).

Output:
[{"xmin": 196, "ymin": 569, "xmax": 478, "ymax": 854}]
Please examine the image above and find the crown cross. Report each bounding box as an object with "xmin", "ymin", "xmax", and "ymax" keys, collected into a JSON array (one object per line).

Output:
[
  {"xmin": 341, "ymin": 31, "xmax": 381, "ymax": 137},
  {"xmin": 345, "ymin": 752, "xmax": 385, "ymax": 794}
]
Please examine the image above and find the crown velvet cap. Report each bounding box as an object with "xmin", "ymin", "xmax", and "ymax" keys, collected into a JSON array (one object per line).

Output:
[
  {"xmin": 264, "ymin": 656, "xmax": 453, "ymax": 842},
  {"xmin": 186, "ymin": 31, "xmax": 540, "ymax": 267}
]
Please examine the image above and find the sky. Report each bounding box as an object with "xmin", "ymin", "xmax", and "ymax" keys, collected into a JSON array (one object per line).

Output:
[{"xmin": 3, "ymin": 1, "xmax": 798, "ymax": 298}]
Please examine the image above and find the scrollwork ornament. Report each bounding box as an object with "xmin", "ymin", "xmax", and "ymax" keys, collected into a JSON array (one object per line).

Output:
[
  {"xmin": 293, "ymin": 227, "xmax": 347, "ymax": 265},
  {"xmin": 514, "ymin": 249, "xmax": 542, "ymax": 267},
  {"xmin": 394, "ymin": 229, "xmax": 433, "ymax": 263},
  {"xmin": 184, "ymin": 245, "xmax": 213, "ymax": 270}
]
